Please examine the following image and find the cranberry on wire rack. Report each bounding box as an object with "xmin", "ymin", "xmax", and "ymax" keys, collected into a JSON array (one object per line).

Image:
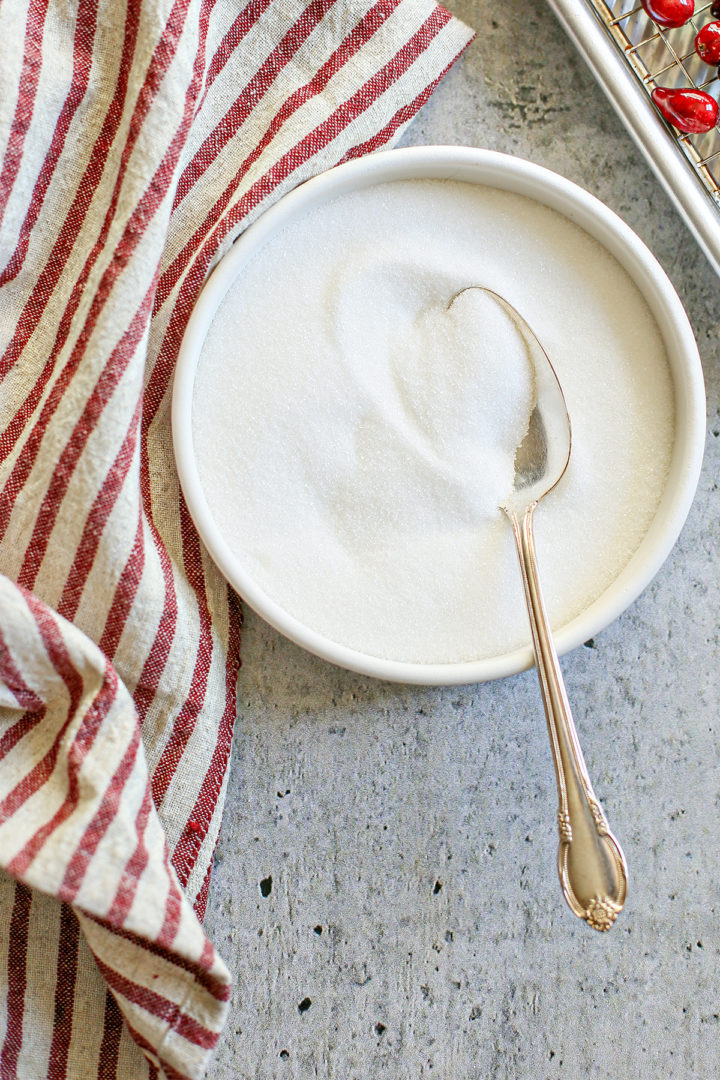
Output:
[
  {"xmin": 638, "ymin": 1, "xmax": 720, "ymax": 135},
  {"xmin": 695, "ymin": 21, "xmax": 720, "ymax": 65},
  {"xmin": 651, "ymin": 86, "xmax": 719, "ymax": 132},
  {"xmin": 641, "ymin": 0, "xmax": 694, "ymax": 29}
]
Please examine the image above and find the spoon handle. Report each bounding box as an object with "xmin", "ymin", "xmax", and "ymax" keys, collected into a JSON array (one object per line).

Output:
[{"xmin": 507, "ymin": 504, "xmax": 628, "ymax": 931}]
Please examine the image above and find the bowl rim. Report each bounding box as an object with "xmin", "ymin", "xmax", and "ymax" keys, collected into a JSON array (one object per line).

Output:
[{"xmin": 172, "ymin": 144, "xmax": 706, "ymax": 686}]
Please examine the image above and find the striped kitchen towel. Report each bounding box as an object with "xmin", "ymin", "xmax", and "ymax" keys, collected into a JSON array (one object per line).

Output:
[{"xmin": 0, "ymin": 0, "xmax": 473, "ymax": 1077}]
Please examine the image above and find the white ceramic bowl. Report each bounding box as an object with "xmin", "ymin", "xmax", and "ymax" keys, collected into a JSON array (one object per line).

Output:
[{"xmin": 172, "ymin": 146, "xmax": 705, "ymax": 685}]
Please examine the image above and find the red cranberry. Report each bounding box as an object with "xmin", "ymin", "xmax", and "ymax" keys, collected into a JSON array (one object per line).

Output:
[
  {"xmin": 641, "ymin": 0, "xmax": 694, "ymax": 28},
  {"xmin": 651, "ymin": 86, "xmax": 719, "ymax": 132},
  {"xmin": 712, "ymin": 0, "xmax": 720, "ymax": 16},
  {"xmin": 695, "ymin": 21, "xmax": 720, "ymax": 64}
]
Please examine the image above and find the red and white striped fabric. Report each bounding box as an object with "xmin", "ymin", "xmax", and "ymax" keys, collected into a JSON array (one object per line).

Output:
[{"xmin": 0, "ymin": 1, "xmax": 473, "ymax": 1076}]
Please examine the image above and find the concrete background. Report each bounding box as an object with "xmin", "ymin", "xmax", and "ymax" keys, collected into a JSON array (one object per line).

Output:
[{"xmin": 204, "ymin": 1, "xmax": 720, "ymax": 1076}]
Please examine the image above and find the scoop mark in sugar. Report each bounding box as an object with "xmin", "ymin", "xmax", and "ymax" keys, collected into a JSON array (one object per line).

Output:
[{"xmin": 390, "ymin": 286, "xmax": 535, "ymax": 517}]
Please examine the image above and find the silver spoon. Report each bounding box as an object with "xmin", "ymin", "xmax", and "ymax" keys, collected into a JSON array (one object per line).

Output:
[{"xmin": 451, "ymin": 286, "xmax": 628, "ymax": 932}]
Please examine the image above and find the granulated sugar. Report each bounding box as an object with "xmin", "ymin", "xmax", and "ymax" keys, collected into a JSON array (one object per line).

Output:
[{"xmin": 192, "ymin": 180, "xmax": 675, "ymax": 665}]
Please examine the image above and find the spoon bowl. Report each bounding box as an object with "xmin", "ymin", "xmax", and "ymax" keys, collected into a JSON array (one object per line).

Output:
[{"xmin": 450, "ymin": 286, "xmax": 628, "ymax": 932}]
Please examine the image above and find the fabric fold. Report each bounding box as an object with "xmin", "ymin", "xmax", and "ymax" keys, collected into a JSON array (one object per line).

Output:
[
  {"xmin": 0, "ymin": 577, "xmax": 232, "ymax": 1079},
  {"xmin": 0, "ymin": 0, "xmax": 474, "ymax": 1075}
]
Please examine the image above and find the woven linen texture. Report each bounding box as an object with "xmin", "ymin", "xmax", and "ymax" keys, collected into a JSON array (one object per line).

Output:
[{"xmin": 0, "ymin": 0, "xmax": 473, "ymax": 1076}]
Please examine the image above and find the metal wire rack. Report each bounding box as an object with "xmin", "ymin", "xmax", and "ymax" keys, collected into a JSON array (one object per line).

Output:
[
  {"xmin": 595, "ymin": 2, "xmax": 720, "ymax": 202},
  {"xmin": 547, "ymin": 0, "xmax": 720, "ymax": 274}
]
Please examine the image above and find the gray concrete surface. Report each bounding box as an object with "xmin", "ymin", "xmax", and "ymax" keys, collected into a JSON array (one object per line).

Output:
[{"xmin": 204, "ymin": 2, "xmax": 720, "ymax": 1076}]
